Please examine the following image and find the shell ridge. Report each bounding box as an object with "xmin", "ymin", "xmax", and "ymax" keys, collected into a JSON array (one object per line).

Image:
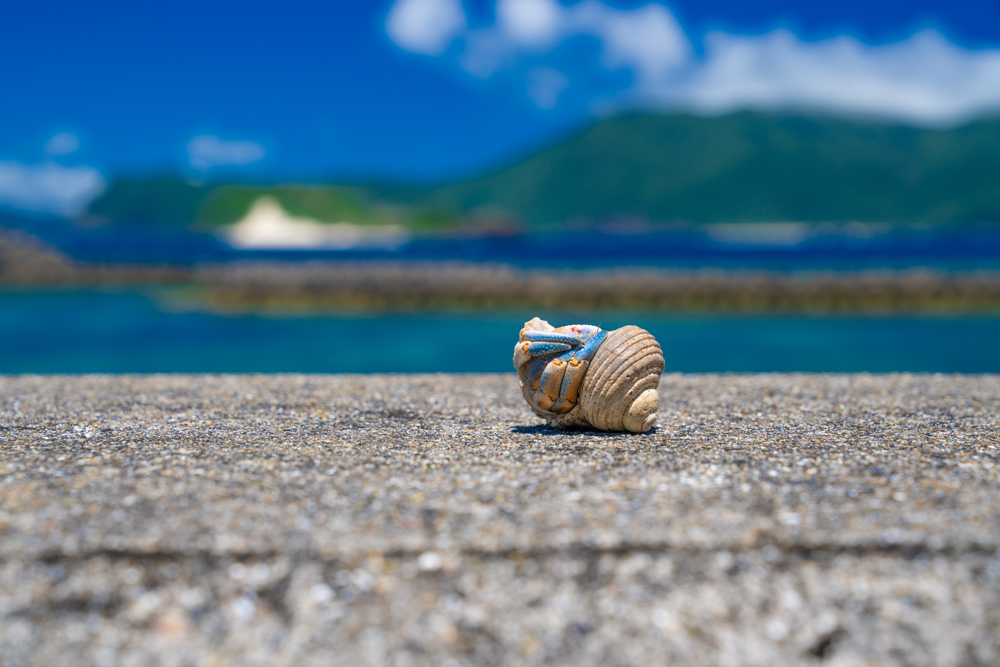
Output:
[
  {"xmin": 603, "ymin": 348, "xmax": 662, "ymax": 393},
  {"xmin": 594, "ymin": 337, "xmax": 652, "ymax": 390},
  {"xmin": 585, "ymin": 328, "xmax": 662, "ymax": 431},
  {"xmin": 582, "ymin": 329, "xmax": 633, "ymax": 429},
  {"xmin": 582, "ymin": 329, "xmax": 634, "ymax": 418},
  {"xmin": 583, "ymin": 328, "xmax": 636, "ymax": 430}
]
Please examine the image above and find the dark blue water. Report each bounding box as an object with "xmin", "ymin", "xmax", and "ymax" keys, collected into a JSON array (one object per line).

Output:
[
  {"xmin": 6, "ymin": 213, "xmax": 1000, "ymax": 271},
  {"xmin": 3, "ymin": 289, "xmax": 999, "ymax": 373}
]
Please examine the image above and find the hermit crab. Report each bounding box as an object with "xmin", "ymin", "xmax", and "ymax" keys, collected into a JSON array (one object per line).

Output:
[{"xmin": 513, "ymin": 317, "xmax": 664, "ymax": 432}]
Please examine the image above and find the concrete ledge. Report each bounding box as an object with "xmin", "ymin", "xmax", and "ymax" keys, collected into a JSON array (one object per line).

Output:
[{"xmin": 1, "ymin": 374, "xmax": 998, "ymax": 665}]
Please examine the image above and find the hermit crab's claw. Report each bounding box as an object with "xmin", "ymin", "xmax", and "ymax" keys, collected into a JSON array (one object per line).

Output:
[
  {"xmin": 513, "ymin": 318, "xmax": 609, "ymax": 417},
  {"xmin": 549, "ymin": 357, "xmax": 586, "ymax": 413}
]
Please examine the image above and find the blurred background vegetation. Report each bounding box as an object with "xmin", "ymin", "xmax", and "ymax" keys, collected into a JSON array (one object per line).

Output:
[{"xmin": 83, "ymin": 112, "xmax": 1000, "ymax": 231}]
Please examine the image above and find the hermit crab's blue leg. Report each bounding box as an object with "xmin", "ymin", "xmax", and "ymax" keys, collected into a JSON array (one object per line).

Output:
[
  {"xmin": 513, "ymin": 339, "xmax": 572, "ymax": 370},
  {"xmin": 522, "ymin": 356, "xmax": 549, "ymax": 391},
  {"xmin": 571, "ymin": 329, "xmax": 608, "ymax": 363},
  {"xmin": 523, "ymin": 341, "xmax": 573, "ymax": 356},
  {"xmin": 519, "ymin": 329, "xmax": 588, "ymax": 345}
]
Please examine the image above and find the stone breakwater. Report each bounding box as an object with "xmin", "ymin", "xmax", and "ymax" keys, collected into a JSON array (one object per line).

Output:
[
  {"xmin": 197, "ymin": 261, "xmax": 1000, "ymax": 313},
  {"xmin": 4, "ymin": 226, "xmax": 1000, "ymax": 312},
  {"xmin": 0, "ymin": 227, "xmax": 189, "ymax": 286},
  {"xmin": 1, "ymin": 373, "xmax": 999, "ymax": 666}
]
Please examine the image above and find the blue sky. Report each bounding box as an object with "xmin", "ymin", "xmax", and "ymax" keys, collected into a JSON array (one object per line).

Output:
[{"xmin": 2, "ymin": 0, "xmax": 1000, "ymax": 214}]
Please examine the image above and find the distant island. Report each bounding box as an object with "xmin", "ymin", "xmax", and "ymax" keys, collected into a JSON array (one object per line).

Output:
[{"xmin": 86, "ymin": 111, "xmax": 1000, "ymax": 230}]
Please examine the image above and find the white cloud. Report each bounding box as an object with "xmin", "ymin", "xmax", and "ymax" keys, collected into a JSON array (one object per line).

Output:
[
  {"xmin": 497, "ymin": 0, "xmax": 563, "ymax": 48},
  {"xmin": 460, "ymin": 0, "xmax": 691, "ymax": 81},
  {"xmin": 187, "ymin": 135, "xmax": 266, "ymax": 170},
  {"xmin": 656, "ymin": 29, "xmax": 1000, "ymax": 125},
  {"xmin": 0, "ymin": 161, "xmax": 107, "ymax": 217},
  {"xmin": 579, "ymin": 2, "xmax": 690, "ymax": 81},
  {"xmin": 44, "ymin": 132, "xmax": 80, "ymax": 157},
  {"xmin": 386, "ymin": 0, "xmax": 466, "ymax": 56},
  {"xmin": 385, "ymin": 0, "xmax": 1000, "ymax": 125}
]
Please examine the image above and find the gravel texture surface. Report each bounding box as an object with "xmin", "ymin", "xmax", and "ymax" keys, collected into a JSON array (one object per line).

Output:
[{"xmin": 1, "ymin": 373, "xmax": 999, "ymax": 666}]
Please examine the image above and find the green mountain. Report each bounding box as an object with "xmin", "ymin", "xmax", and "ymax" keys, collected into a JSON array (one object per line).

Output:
[
  {"xmin": 88, "ymin": 176, "xmax": 206, "ymax": 226},
  {"xmin": 87, "ymin": 179, "xmax": 459, "ymax": 230},
  {"xmin": 88, "ymin": 179, "xmax": 380, "ymax": 226},
  {"xmin": 87, "ymin": 112, "xmax": 1000, "ymax": 227},
  {"xmin": 430, "ymin": 111, "xmax": 1000, "ymax": 224}
]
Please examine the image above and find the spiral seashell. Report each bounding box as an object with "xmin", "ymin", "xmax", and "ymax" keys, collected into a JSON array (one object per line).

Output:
[{"xmin": 513, "ymin": 317, "xmax": 664, "ymax": 432}]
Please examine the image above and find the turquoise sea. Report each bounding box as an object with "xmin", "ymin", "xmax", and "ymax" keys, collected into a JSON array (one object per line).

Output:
[{"xmin": 3, "ymin": 289, "xmax": 999, "ymax": 373}]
